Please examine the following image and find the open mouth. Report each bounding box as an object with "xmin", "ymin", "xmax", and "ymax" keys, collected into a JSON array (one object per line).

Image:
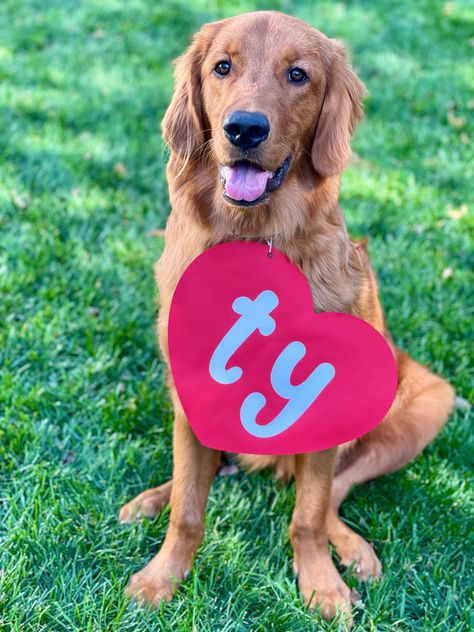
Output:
[{"xmin": 219, "ymin": 157, "xmax": 291, "ymax": 207}]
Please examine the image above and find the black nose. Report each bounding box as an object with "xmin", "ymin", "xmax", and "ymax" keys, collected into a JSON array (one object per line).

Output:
[{"xmin": 223, "ymin": 111, "xmax": 270, "ymax": 150}]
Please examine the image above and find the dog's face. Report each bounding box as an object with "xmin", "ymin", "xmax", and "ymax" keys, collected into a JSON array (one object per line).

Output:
[
  {"xmin": 200, "ymin": 16, "xmax": 325, "ymax": 207},
  {"xmin": 163, "ymin": 12, "xmax": 366, "ymax": 210}
]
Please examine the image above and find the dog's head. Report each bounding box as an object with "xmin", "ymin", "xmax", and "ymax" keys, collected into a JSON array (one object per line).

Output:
[{"xmin": 163, "ymin": 11, "xmax": 366, "ymax": 210}]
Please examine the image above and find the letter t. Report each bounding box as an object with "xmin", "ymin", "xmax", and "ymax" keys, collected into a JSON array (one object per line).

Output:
[{"xmin": 209, "ymin": 290, "xmax": 279, "ymax": 384}]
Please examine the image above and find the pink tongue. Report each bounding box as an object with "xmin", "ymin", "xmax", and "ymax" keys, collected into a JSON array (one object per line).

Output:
[{"xmin": 222, "ymin": 163, "xmax": 272, "ymax": 202}]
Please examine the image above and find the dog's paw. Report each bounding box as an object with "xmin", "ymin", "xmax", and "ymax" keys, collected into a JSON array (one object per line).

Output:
[
  {"xmin": 301, "ymin": 576, "xmax": 353, "ymax": 627},
  {"xmin": 119, "ymin": 482, "xmax": 172, "ymax": 524},
  {"xmin": 296, "ymin": 555, "xmax": 353, "ymax": 626},
  {"xmin": 126, "ymin": 570, "xmax": 175, "ymax": 606},
  {"xmin": 119, "ymin": 497, "xmax": 160, "ymax": 524},
  {"xmin": 125, "ymin": 546, "xmax": 192, "ymax": 608},
  {"xmin": 335, "ymin": 534, "xmax": 382, "ymax": 581}
]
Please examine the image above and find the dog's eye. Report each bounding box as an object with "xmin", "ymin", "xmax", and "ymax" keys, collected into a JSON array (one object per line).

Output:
[
  {"xmin": 214, "ymin": 61, "xmax": 231, "ymax": 76},
  {"xmin": 288, "ymin": 67, "xmax": 308, "ymax": 83}
]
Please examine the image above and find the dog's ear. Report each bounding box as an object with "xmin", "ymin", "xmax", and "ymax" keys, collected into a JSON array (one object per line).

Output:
[
  {"xmin": 162, "ymin": 32, "xmax": 206, "ymax": 160},
  {"xmin": 311, "ymin": 41, "xmax": 367, "ymax": 177}
]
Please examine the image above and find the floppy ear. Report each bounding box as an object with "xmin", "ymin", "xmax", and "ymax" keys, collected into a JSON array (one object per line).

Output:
[
  {"xmin": 311, "ymin": 41, "xmax": 367, "ymax": 177},
  {"xmin": 162, "ymin": 33, "xmax": 205, "ymax": 160}
]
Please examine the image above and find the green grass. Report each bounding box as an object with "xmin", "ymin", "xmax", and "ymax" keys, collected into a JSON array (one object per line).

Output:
[{"xmin": 0, "ymin": 0, "xmax": 473, "ymax": 629}]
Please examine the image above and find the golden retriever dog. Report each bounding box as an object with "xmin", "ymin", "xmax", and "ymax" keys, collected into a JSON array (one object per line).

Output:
[{"xmin": 119, "ymin": 11, "xmax": 454, "ymax": 623}]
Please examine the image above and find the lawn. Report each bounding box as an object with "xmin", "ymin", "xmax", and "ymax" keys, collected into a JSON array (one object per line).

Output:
[{"xmin": 0, "ymin": 0, "xmax": 473, "ymax": 630}]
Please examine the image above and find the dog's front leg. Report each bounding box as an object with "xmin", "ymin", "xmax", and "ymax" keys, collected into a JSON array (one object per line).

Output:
[
  {"xmin": 289, "ymin": 448, "xmax": 353, "ymax": 624},
  {"xmin": 126, "ymin": 407, "xmax": 220, "ymax": 606}
]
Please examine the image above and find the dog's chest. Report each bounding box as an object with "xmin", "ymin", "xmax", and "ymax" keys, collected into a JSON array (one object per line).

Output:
[{"xmin": 278, "ymin": 246, "xmax": 360, "ymax": 315}]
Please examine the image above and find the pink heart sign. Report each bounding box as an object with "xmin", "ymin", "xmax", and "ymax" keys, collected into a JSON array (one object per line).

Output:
[{"xmin": 168, "ymin": 241, "xmax": 397, "ymax": 455}]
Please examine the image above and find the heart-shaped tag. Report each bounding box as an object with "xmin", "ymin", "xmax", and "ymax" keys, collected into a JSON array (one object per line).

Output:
[{"xmin": 168, "ymin": 241, "xmax": 397, "ymax": 455}]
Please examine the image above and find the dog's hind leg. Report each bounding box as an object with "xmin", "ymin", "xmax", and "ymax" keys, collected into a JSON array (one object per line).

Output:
[
  {"xmin": 119, "ymin": 480, "xmax": 173, "ymax": 524},
  {"xmin": 328, "ymin": 350, "xmax": 454, "ymax": 580}
]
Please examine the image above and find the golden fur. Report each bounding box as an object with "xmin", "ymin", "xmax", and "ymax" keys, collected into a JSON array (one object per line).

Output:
[{"xmin": 120, "ymin": 12, "xmax": 454, "ymax": 624}]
